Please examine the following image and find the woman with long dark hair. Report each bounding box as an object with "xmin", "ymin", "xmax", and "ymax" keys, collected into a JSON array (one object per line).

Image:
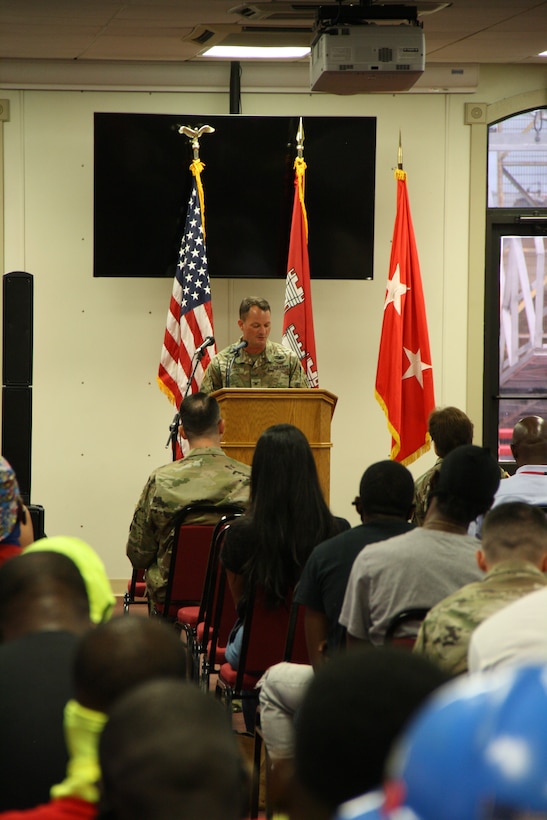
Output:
[{"xmin": 222, "ymin": 423, "xmax": 349, "ymax": 669}]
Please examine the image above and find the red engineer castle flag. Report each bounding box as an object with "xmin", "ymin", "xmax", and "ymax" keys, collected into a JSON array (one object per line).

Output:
[
  {"xmin": 375, "ymin": 168, "xmax": 435, "ymax": 465},
  {"xmin": 282, "ymin": 156, "xmax": 319, "ymax": 388}
]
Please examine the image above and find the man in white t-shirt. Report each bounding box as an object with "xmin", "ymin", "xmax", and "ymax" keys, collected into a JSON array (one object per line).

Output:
[{"xmin": 468, "ymin": 584, "xmax": 547, "ymax": 673}]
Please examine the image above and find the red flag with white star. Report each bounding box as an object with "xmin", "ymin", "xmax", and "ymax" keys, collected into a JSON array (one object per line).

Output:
[
  {"xmin": 375, "ymin": 169, "xmax": 435, "ymax": 464},
  {"xmin": 282, "ymin": 156, "xmax": 319, "ymax": 387}
]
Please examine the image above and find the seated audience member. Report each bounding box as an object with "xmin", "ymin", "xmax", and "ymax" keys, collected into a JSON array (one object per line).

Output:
[
  {"xmin": 289, "ymin": 648, "xmax": 448, "ymax": 820},
  {"xmin": 24, "ymin": 535, "xmax": 115, "ymax": 625},
  {"xmin": 0, "ymin": 456, "xmax": 34, "ymax": 564},
  {"xmin": 0, "ymin": 617, "xmax": 187, "ymax": 820},
  {"xmin": 468, "ymin": 582, "xmax": 547, "ymax": 673},
  {"xmin": 257, "ymin": 461, "xmax": 416, "ymax": 787},
  {"xmin": 126, "ymin": 392, "xmax": 251, "ymax": 607},
  {"xmin": 339, "ymin": 445, "xmax": 500, "ymax": 646},
  {"xmin": 0, "ymin": 551, "xmax": 92, "ymax": 811},
  {"xmin": 222, "ymin": 423, "xmax": 348, "ymax": 666},
  {"xmin": 335, "ymin": 664, "xmax": 547, "ymax": 820},
  {"xmin": 412, "ymin": 407, "xmax": 474, "ymax": 526},
  {"xmin": 414, "ymin": 501, "xmax": 547, "ymax": 675},
  {"xmin": 491, "ymin": 414, "xmax": 547, "ymax": 508},
  {"xmin": 98, "ymin": 679, "xmax": 248, "ymax": 820},
  {"xmin": 200, "ymin": 295, "xmax": 308, "ymax": 393},
  {"xmin": 221, "ymin": 423, "xmax": 348, "ymax": 731},
  {"xmin": 296, "ymin": 459, "xmax": 416, "ymax": 663}
]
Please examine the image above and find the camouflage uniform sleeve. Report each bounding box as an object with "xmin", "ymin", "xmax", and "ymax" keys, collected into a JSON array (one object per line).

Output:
[
  {"xmin": 200, "ymin": 355, "xmax": 224, "ymax": 394},
  {"xmin": 126, "ymin": 475, "xmax": 160, "ymax": 569}
]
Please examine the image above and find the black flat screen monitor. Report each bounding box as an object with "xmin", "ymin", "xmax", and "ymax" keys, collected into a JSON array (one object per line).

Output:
[{"xmin": 93, "ymin": 112, "xmax": 376, "ymax": 280}]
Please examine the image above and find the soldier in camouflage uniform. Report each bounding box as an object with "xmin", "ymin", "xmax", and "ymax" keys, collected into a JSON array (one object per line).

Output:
[
  {"xmin": 200, "ymin": 296, "xmax": 308, "ymax": 393},
  {"xmin": 413, "ymin": 501, "xmax": 547, "ymax": 676},
  {"xmin": 412, "ymin": 407, "xmax": 474, "ymax": 525},
  {"xmin": 126, "ymin": 393, "xmax": 251, "ymax": 605}
]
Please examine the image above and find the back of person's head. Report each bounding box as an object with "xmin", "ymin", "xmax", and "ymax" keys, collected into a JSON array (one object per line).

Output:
[
  {"xmin": 429, "ymin": 444, "xmax": 500, "ymax": 524},
  {"xmin": 359, "ymin": 461, "xmax": 414, "ymax": 519},
  {"xmin": 511, "ymin": 415, "xmax": 547, "ymax": 465},
  {"xmin": 293, "ymin": 647, "xmax": 448, "ymax": 818},
  {"xmin": 428, "ymin": 407, "xmax": 474, "ymax": 458},
  {"xmin": 0, "ymin": 456, "xmax": 22, "ymax": 541},
  {"xmin": 179, "ymin": 392, "xmax": 221, "ymax": 439},
  {"xmin": 247, "ymin": 424, "xmax": 336, "ymax": 603},
  {"xmin": 24, "ymin": 536, "xmax": 115, "ymax": 624},
  {"xmin": 73, "ymin": 616, "xmax": 187, "ymax": 713},
  {"xmin": 341, "ymin": 664, "xmax": 547, "ymax": 820},
  {"xmin": 239, "ymin": 296, "xmax": 270, "ymax": 318},
  {"xmin": 0, "ymin": 550, "xmax": 90, "ymax": 641},
  {"xmin": 99, "ymin": 679, "xmax": 248, "ymax": 820},
  {"xmin": 481, "ymin": 501, "xmax": 547, "ymax": 566}
]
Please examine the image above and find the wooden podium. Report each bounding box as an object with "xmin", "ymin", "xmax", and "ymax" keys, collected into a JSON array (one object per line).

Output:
[{"xmin": 212, "ymin": 388, "xmax": 337, "ymax": 502}]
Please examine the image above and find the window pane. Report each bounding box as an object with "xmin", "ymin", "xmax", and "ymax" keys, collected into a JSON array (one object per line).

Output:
[
  {"xmin": 488, "ymin": 109, "xmax": 547, "ymax": 207},
  {"xmin": 499, "ymin": 399, "xmax": 547, "ymax": 462},
  {"xmin": 498, "ymin": 233, "xmax": 547, "ymax": 461}
]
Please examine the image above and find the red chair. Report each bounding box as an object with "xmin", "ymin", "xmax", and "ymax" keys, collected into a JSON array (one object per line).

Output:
[
  {"xmin": 214, "ymin": 582, "xmax": 300, "ymax": 716},
  {"xmin": 249, "ymin": 598, "xmax": 309, "ymax": 818},
  {"xmin": 383, "ymin": 607, "xmax": 430, "ymax": 649},
  {"xmin": 177, "ymin": 513, "xmax": 242, "ymax": 683},
  {"xmin": 152, "ymin": 503, "xmax": 244, "ymax": 621},
  {"xmin": 123, "ymin": 568, "xmax": 148, "ymax": 614}
]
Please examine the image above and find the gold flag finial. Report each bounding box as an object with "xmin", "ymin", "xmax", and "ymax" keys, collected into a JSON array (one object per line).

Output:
[
  {"xmin": 296, "ymin": 117, "xmax": 305, "ymax": 158},
  {"xmin": 179, "ymin": 124, "xmax": 215, "ymax": 160},
  {"xmin": 397, "ymin": 130, "xmax": 403, "ymax": 170}
]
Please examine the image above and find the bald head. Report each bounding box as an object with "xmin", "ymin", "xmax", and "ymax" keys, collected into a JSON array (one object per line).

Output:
[
  {"xmin": 511, "ymin": 416, "xmax": 547, "ymax": 466},
  {"xmin": 99, "ymin": 679, "xmax": 247, "ymax": 820},
  {"xmin": 74, "ymin": 616, "xmax": 187, "ymax": 713},
  {"xmin": 0, "ymin": 550, "xmax": 91, "ymax": 642}
]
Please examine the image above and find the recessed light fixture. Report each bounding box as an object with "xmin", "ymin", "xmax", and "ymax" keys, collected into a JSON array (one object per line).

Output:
[{"xmin": 202, "ymin": 45, "xmax": 311, "ymax": 59}]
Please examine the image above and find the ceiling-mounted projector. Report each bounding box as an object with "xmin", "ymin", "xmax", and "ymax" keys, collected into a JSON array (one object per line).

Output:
[{"xmin": 310, "ymin": 3, "xmax": 425, "ymax": 94}]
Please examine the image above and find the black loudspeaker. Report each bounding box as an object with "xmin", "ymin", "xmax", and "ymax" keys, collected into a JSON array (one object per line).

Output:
[
  {"xmin": 3, "ymin": 272, "xmax": 33, "ymax": 386},
  {"xmin": 2, "ymin": 386, "xmax": 32, "ymax": 503},
  {"xmin": 28, "ymin": 504, "xmax": 45, "ymax": 540},
  {"xmin": 2, "ymin": 272, "xmax": 34, "ymax": 504}
]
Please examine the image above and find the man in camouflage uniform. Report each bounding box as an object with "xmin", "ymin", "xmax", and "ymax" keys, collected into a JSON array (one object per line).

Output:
[
  {"xmin": 126, "ymin": 393, "xmax": 251, "ymax": 605},
  {"xmin": 412, "ymin": 407, "xmax": 474, "ymax": 525},
  {"xmin": 413, "ymin": 501, "xmax": 547, "ymax": 676},
  {"xmin": 200, "ymin": 296, "xmax": 308, "ymax": 393},
  {"xmin": 412, "ymin": 406, "xmax": 508, "ymax": 526}
]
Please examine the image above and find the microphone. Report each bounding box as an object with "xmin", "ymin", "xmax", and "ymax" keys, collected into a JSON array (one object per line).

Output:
[
  {"xmin": 231, "ymin": 340, "xmax": 248, "ymax": 354},
  {"xmin": 195, "ymin": 336, "xmax": 215, "ymax": 359}
]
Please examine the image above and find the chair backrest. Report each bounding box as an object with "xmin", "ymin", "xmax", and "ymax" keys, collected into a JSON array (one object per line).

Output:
[
  {"xmin": 198, "ymin": 514, "xmax": 242, "ymax": 637},
  {"xmin": 284, "ymin": 599, "xmax": 309, "ymax": 664},
  {"xmin": 383, "ymin": 607, "xmax": 430, "ymax": 648},
  {"xmin": 158, "ymin": 503, "xmax": 244, "ymax": 619},
  {"xmin": 234, "ymin": 585, "xmax": 298, "ymax": 688}
]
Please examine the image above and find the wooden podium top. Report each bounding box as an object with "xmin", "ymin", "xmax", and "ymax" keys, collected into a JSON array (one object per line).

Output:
[{"xmin": 212, "ymin": 388, "xmax": 338, "ymax": 501}]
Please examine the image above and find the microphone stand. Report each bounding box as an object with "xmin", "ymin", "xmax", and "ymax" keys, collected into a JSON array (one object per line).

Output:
[{"xmin": 166, "ymin": 348, "xmax": 207, "ymax": 461}]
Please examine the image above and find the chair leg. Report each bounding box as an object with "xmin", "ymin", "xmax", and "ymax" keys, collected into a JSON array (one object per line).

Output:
[{"xmin": 250, "ymin": 726, "xmax": 263, "ymax": 818}]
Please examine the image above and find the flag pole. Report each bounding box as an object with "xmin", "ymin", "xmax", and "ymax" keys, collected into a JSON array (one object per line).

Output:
[
  {"xmin": 158, "ymin": 123, "xmax": 216, "ymax": 460},
  {"xmin": 281, "ymin": 118, "xmax": 319, "ymax": 387}
]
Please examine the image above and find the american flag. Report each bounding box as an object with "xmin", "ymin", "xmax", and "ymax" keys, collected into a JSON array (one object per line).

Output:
[
  {"xmin": 157, "ymin": 161, "xmax": 216, "ymax": 408},
  {"xmin": 375, "ymin": 168, "xmax": 435, "ymax": 465}
]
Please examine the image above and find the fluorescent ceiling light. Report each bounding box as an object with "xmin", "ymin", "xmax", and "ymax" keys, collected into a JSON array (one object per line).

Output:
[
  {"xmin": 202, "ymin": 45, "xmax": 310, "ymax": 59},
  {"xmin": 539, "ymin": 50, "xmax": 547, "ymax": 56}
]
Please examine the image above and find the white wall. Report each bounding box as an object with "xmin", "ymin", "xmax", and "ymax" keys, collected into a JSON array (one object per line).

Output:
[{"xmin": 2, "ymin": 63, "xmax": 547, "ymax": 587}]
